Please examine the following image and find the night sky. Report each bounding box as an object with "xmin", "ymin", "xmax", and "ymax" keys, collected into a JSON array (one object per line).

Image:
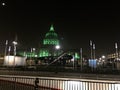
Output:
[{"xmin": 0, "ymin": 1, "xmax": 120, "ymax": 56}]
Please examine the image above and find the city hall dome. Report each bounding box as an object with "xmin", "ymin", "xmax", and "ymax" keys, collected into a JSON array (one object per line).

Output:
[{"xmin": 43, "ymin": 24, "xmax": 59, "ymax": 45}]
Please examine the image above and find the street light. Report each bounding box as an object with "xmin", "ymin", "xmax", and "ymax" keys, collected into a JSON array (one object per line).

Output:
[
  {"xmin": 101, "ymin": 55, "xmax": 106, "ymax": 67},
  {"xmin": 2, "ymin": 2, "xmax": 5, "ymax": 6},
  {"xmin": 12, "ymin": 41, "xmax": 17, "ymax": 66},
  {"xmin": 32, "ymin": 48, "xmax": 36, "ymax": 65},
  {"xmin": 13, "ymin": 41, "xmax": 17, "ymax": 55},
  {"xmin": 115, "ymin": 43, "xmax": 118, "ymax": 60},
  {"xmin": 55, "ymin": 45, "xmax": 60, "ymax": 50},
  {"xmin": 90, "ymin": 40, "xmax": 93, "ymax": 59},
  {"xmin": 80, "ymin": 48, "xmax": 83, "ymax": 71},
  {"xmin": 93, "ymin": 43, "xmax": 96, "ymax": 59},
  {"xmin": 102, "ymin": 55, "xmax": 105, "ymax": 59},
  {"xmin": 55, "ymin": 45, "xmax": 60, "ymax": 56},
  {"xmin": 8, "ymin": 46, "xmax": 11, "ymax": 66},
  {"xmin": 115, "ymin": 43, "xmax": 119, "ymax": 70},
  {"xmin": 4, "ymin": 40, "xmax": 8, "ymax": 56},
  {"xmin": 55, "ymin": 45, "xmax": 60, "ymax": 73},
  {"xmin": 33, "ymin": 48, "xmax": 36, "ymax": 57},
  {"xmin": 30, "ymin": 48, "xmax": 36, "ymax": 65}
]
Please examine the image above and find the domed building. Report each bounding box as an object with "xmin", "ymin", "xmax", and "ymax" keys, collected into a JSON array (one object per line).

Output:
[
  {"xmin": 18, "ymin": 24, "xmax": 80, "ymax": 66},
  {"xmin": 38, "ymin": 24, "xmax": 62, "ymax": 57},
  {"xmin": 43, "ymin": 24, "xmax": 59, "ymax": 45}
]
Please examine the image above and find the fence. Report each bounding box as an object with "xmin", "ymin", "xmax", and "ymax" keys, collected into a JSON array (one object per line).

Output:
[{"xmin": 0, "ymin": 75, "xmax": 120, "ymax": 90}]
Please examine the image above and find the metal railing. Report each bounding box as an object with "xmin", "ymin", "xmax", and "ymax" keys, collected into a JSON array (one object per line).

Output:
[{"xmin": 0, "ymin": 75, "xmax": 120, "ymax": 90}]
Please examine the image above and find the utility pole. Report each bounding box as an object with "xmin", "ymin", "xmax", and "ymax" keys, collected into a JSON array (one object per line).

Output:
[
  {"xmin": 12, "ymin": 41, "xmax": 17, "ymax": 68},
  {"xmin": 115, "ymin": 43, "xmax": 118, "ymax": 70},
  {"xmin": 8, "ymin": 46, "xmax": 11, "ymax": 66},
  {"xmin": 93, "ymin": 43, "xmax": 95, "ymax": 59},
  {"xmin": 90, "ymin": 40, "xmax": 93, "ymax": 59},
  {"xmin": 80, "ymin": 48, "xmax": 83, "ymax": 71},
  {"xmin": 30, "ymin": 48, "xmax": 33, "ymax": 66},
  {"xmin": 4, "ymin": 40, "xmax": 8, "ymax": 56},
  {"xmin": 115, "ymin": 43, "xmax": 118, "ymax": 60}
]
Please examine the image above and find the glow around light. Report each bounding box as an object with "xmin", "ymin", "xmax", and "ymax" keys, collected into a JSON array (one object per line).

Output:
[
  {"xmin": 33, "ymin": 48, "xmax": 35, "ymax": 51},
  {"xmin": 2, "ymin": 2, "xmax": 5, "ymax": 6},
  {"xmin": 102, "ymin": 55, "xmax": 105, "ymax": 59},
  {"xmin": 55, "ymin": 45, "xmax": 60, "ymax": 50},
  {"xmin": 35, "ymin": 55, "xmax": 38, "ymax": 57},
  {"xmin": 12, "ymin": 41, "xmax": 18, "ymax": 45}
]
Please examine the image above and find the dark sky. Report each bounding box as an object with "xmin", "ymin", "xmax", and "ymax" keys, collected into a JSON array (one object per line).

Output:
[{"xmin": 0, "ymin": 1, "xmax": 120, "ymax": 56}]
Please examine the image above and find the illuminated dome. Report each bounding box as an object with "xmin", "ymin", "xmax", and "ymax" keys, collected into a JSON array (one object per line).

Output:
[
  {"xmin": 43, "ymin": 24, "xmax": 59, "ymax": 45},
  {"xmin": 39, "ymin": 24, "xmax": 61, "ymax": 57}
]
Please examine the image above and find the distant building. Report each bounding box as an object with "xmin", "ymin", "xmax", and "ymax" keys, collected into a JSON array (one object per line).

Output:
[
  {"xmin": 107, "ymin": 52, "xmax": 120, "ymax": 70},
  {"xmin": 4, "ymin": 55, "xmax": 26, "ymax": 66},
  {"xmin": 107, "ymin": 52, "xmax": 120, "ymax": 59},
  {"xmin": 18, "ymin": 24, "xmax": 81, "ymax": 65},
  {"xmin": 38, "ymin": 24, "xmax": 62, "ymax": 57}
]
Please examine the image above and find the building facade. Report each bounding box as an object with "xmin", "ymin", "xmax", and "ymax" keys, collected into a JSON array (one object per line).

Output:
[
  {"xmin": 38, "ymin": 24, "xmax": 62, "ymax": 57},
  {"xmin": 18, "ymin": 24, "xmax": 81, "ymax": 66}
]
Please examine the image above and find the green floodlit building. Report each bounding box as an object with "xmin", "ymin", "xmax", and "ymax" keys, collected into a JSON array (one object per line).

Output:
[
  {"xmin": 18, "ymin": 24, "xmax": 80, "ymax": 61},
  {"xmin": 18, "ymin": 24, "xmax": 62, "ymax": 58},
  {"xmin": 38, "ymin": 24, "xmax": 62, "ymax": 57}
]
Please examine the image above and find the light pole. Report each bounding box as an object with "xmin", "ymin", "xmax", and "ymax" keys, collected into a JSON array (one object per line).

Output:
[
  {"xmin": 93, "ymin": 43, "xmax": 96, "ymax": 71},
  {"xmin": 101, "ymin": 55, "xmax": 105, "ymax": 68},
  {"xmin": 12, "ymin": 41, "xmax": 17, "ymax": 67},
  {"xmin": 115, "ymin": 43, "xmax": 118, "ymax": 70},
  {"xmin": 4, "ymin": 40, "xmax": 8, "ymax": 56},
  {"xmin": 115, "ymin": 43, "xmax": 118, "ymax": 60},
  {"xmin": 30, "ymin": 48, "xmax": 36, "ymax": 65},
  {"xmin": 33, "ymin": 48, "xmax": 36, "ymax": 65},
  {"xmin": 90, "ymin": 40, "xmax": 93, "ymax": 59},
  {"xmin": 30, "ymin": 48, "xmax": 33, "ymax": 66},
  {"xmin": 93, "ymin": 43, "xmax": 95, "ymax": 59},
  {"xmin": 80, "ymin": 48, "xmax": 83, "ymax": 71},
  {"xmin": 8, "ymin": 46, "xmax": 11, "ymax": 66},
  {"xmin": 55, "ymin": 45, "xmax": 60, "ymax": 56},
  {"xmin": 33, "ymin": 48, "xmax": 36, "ymax": 57},
  {"xmin": 55, "ymin": 45, "xmax": 60, "ymax": 73}
]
